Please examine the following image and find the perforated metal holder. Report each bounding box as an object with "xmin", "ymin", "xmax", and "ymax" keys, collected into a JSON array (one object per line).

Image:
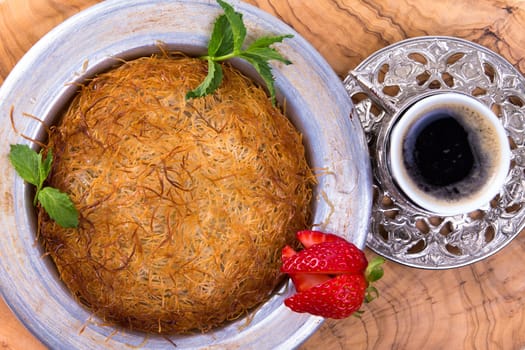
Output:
[{"xmin": 344, "ymin": 36, "xmax": 525, "ymax": 269}]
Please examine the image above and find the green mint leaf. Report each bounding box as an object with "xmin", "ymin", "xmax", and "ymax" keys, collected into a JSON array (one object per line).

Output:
[
  {"xmin": 9, "ymin": 144, "xmax": 41, "ymax": 186},
  {"xmin": 188, "ymin": 0, "xmax": 293, "ymax": 103},
  {"xmin": 239, "ymin": 52, "xmax": 278, "ymax": 105},
  {"xmin": 186, "ymin": 59, "xmax": 224, "ymax": 100},
  {"xmin": 243, "ymin": 46, "xmax": 292, "ymax": 65},
  {"xmin": 38, "ymin": 186, "xmax": 79, "ymax": 228},
  {"xmin": 217, "ymin": 0, "xmax": 246, "ymax": 52},
  {"xmin": 246, "ymin": 34, "xmax": 293, "ymax": 51},
  {"xmin": 208, "ymin": 14, "xmax": 234, "ymax": 57},
  {"xmin": 10, "ymin": 144, "xmax": 78, "ymax": 228},
  {"xmin": 40, "ymin": 149, "xmax": 53, "ymax": 188}
]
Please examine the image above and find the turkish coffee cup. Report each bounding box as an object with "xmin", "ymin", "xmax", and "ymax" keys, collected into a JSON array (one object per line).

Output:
[{"xmin": 389, "ymin": 92, "xmax": 511, "ymax": 216}]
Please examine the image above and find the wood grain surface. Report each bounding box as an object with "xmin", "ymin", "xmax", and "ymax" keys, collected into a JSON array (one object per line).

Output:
[{"xmin": 1, "ymin": 1, "xmax": 525, "ymax": 349}]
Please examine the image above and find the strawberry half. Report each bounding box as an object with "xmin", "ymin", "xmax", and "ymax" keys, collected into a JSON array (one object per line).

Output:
[
  {"xmin": 281, "ymin": 230, "xmax": 385, "ymax": 319},
  {"xmin": 296, "ymin": 230, "xmax": 346, "ymax": 248},
  {"xmin": 288, "ymin": 273, "xmax": 332, "ymax": 293},
  {"xmin": 281, "ymin": 245, "xmax": 331, "ymax": 292},
  {"xmin": 284, "ymin": 274, "xmax": 367, "ymax": 319},
  {"xmin": 281, "ymin": 240, "xmax": 367, "ymax": 275},
  {"xmin": 281, "ymin": 245, "xmax": 298, "ymax": 259}
]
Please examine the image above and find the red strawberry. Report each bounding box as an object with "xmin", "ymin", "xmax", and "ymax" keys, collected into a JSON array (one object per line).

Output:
[
  {"xmin": 281, "ymin": 245, "xmax": 297, "ymax": 259},
  {"xmin": 281, "ymin": 230, "xmax": 385, "ymax": 319},
  {"xmin": 289, "ymin": 273, "xmax": 332, "ymax": 292},
  {"xmin": 296, "ymin": 230, "xmax": 346, "ymax": 248},
  {"xmin": 284, "ymin": 274, "xmax": 367, "ymax": 319},
  {"xmin": 282, "ymin": 246, "xmax": 331, "ymax": 292},
  {"xmin": 281, "ymin": 240, "xmax": 367, "ymax": 275}
]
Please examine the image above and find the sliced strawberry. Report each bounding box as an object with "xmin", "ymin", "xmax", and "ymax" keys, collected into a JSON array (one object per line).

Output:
[
  {"xmin": 283, "ymin": 245, "xmax": 330, "ymax": 292},
  {"xmin": 289, "ymin": 273, "xmax": 331, "ymax": 292},
  {"xmin": 282, "ymin": 230, "xmax": 385, "ymax": 320},
  {"xmin": 281, "ymin": 245, "xmax": 298, "ymax": 259},
  {"xmin": 281, "ymin": 240, "xmax": 367, "ymax": 275},
  {"xmin": 296, "ymin": 230, "xmax": 346, "ymax": 248},
  {"xmin": 284, "ymin": 274, "xmax": 367, "ymax": 319}
]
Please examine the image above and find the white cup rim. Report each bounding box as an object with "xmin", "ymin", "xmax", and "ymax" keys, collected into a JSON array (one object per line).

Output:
[{"xmin": 389, "ymin": 92, "xmax": 511, "ymax": 216}]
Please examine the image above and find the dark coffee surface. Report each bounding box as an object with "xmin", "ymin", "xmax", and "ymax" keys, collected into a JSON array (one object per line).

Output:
[
  {"xmin": 400, "ymin": 106, "xmax": 492, "ymax": 200},
  {"xmin": 411, "ymin": 114, "xmax": 474, "ymax": 186}
]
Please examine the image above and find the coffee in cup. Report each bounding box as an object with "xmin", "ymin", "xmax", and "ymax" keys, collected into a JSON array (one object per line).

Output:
[{"xmin": 389, "ymin": 92, "xmax": 510, "ymax": 216}]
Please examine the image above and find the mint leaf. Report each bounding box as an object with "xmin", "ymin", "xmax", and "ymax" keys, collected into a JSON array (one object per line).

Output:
[
  {"xmin": 186, "ymin": 59, "xmax": 224, "ymax": 99},
  {"xmin": 38, "ymin": 187, "xmax": 79, "ymax": 228},
  {"xmin": 217, "ymin": 0, "xmax": 246, "ymax": 52},
  {"xmin": 240, "ymin": 52, "xmax": 278, "ymax": 104},
  {"xmin": 40, "ymin": 148, "xmax": 53, "ymax": 189},
  {"xmin": 246, "ymin": 34, "xmax": 293, "ymax": 51},
  {"xmin": 208, "ymin": 15, "xmax": 234, "ymax": 57},
  {"xmin": 10, "ymin": 143, "xmax": 78, "ymax": 228},
  {"xmin": 187, "ymin": 0, "xmax": 293, "ymax": 106},
  {"xmin": 9, "ymin": 144, "xmax": 41, "ymax": 186},
  {"xmin": 242, "ymin": 47, "xmax": 292, "ymax": 65}
]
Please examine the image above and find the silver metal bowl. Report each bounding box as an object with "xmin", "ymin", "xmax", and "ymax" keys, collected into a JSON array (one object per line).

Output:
[{"xmin": 0, "ymin": 1, "xmax": 372, "ymax": 349}]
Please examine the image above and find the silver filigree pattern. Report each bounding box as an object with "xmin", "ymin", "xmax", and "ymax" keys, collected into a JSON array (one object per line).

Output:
[{"xmin": 344, "ymin": 36, "xmax": 525, "ymax": 269}]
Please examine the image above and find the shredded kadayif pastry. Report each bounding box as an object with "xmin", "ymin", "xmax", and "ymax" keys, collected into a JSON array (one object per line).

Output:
[{"xmin": 39, "ymin": 54, "xmax": 315, "ymax": 333}]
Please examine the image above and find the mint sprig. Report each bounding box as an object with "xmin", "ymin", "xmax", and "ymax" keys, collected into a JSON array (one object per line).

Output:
[
  {"xmin": 9, "ymin": 144, "xmax": 79, "ymax": 228},
  {"xmin": 186, "ymin": 0, "xmax": 293, "ymax": 105}
]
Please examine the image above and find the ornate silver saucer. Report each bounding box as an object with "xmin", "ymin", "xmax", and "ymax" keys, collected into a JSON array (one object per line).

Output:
[{"xmin": 344, "ymin": 36, "xmax": 525, "ymax": 269}]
